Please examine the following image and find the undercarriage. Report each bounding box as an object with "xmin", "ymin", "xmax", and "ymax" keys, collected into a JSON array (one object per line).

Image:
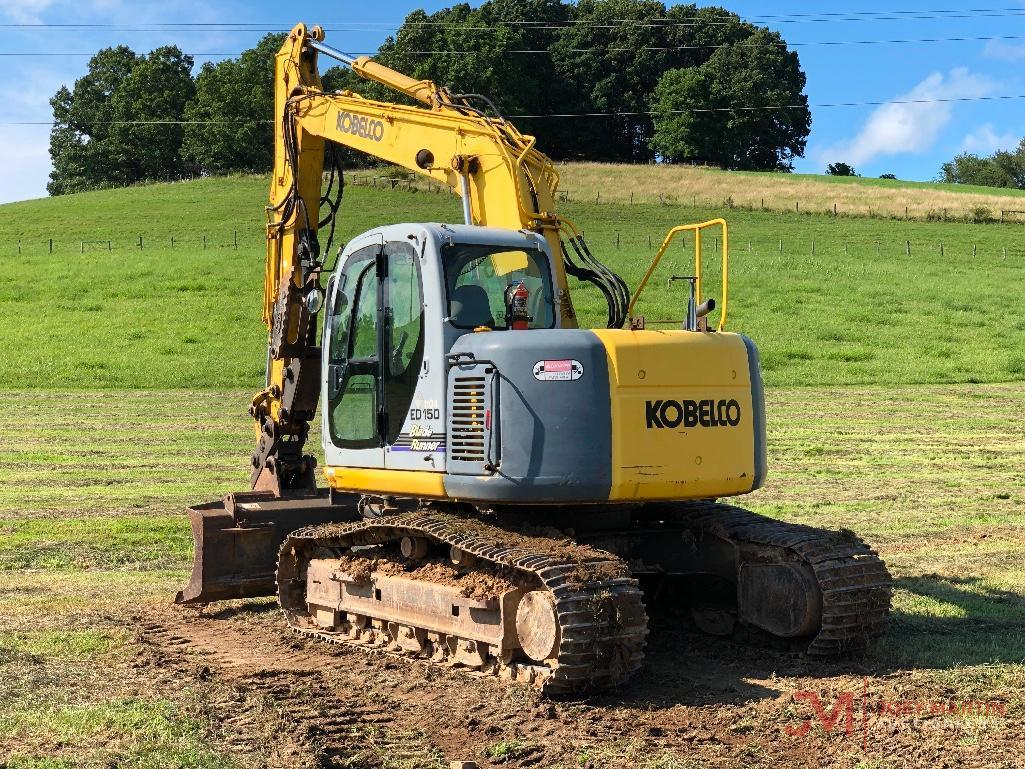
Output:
[{"xmin": 180, "ymin": 496, "xmax": 891, "ymax": 694}]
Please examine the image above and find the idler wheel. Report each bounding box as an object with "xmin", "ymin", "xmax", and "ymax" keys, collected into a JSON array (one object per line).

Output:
[{"xmin": 515, "ymin": 591, "xmax": 560, "ymax": 662}]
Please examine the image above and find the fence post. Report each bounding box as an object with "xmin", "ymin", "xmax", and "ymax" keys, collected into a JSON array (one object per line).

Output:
[
  {"xmin": 80, "ymin": 241, "xmax": 84, "ymax": 254},
  {"xmin": 812, "ymin": 239, "xmax": 815, "ymax": 256},
  {"xmin": 748, "ymin": 241, "xmax": 752, "ymax": 253},
  {"xmin": 1003, "ymin": 246, "xmax": 1007, "ymax": 258},
  {"xmin": 796, "ymin": 200, "xmax": 800, "ymax": 213},
  {"xmin": 844, "ymin": 242, "xmax": 848, "ymax": 256},
  {"xmin": 779, "ymin": 239, "xmax": 783, "ymax": 253},
  {"xmin": 630, "ymin": 192, "xmax": 634, "ymax": 204},
  {"xmin": 714, "ymin": 236, "xmax": 718, "ymax": 253},
  {"xmin": 234, "ymin": 230, "xmax": 238, "ymax": 250},
  {"xmin": 940, "ymin": 242, "xmax": 944, "ymax": 257},
  {"xmin": 615, "ymin": 232, "xmax": 620, "ymax": 249},
  {"xmin": 170, "ymin": 236, "xmax": 175, "ymax": 249},
  {"xmin": 596, "ymin": 191, "xmax": 600, "ymax": 204},
  {"xmin": 905, "ymin": 206, "xmax": 908, "ymax": 220},
  {"xmin": 973, "ymin": 243, "xmax": 977, "ymax": 258},
  {"xmin": 833, "ymin": 202, "xmax": 837, "ymax": 217},
  {"xmin": 906, "ymin": 240, "xmax": 911, "ymax": 256},
  {"xmin": 647, "ymin": 234, "xmax": 651, "ymax": 249},
  {"xmin": 49, "ymin": 238, "xmax": 53, "ymax": 254},
  {"xmin": 107, "ymin": 240, "xmax": 111, "ymax": 251},
  {"xmin": 17, "ymin": 240, "xmax": 20, "ymax": 254}
]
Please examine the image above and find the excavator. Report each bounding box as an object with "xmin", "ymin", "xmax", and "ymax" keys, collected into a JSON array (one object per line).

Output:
[{"xmin": 176, "ymin": 24, "xmax": 892, "ymax": 694}]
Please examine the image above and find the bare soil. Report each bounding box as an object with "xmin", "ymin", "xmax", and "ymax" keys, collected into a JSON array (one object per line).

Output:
[{"xmin": 136, "ymin": 601, "xmax": 1024, "ymax": 769}]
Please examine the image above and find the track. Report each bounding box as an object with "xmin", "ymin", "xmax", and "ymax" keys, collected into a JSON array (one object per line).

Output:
[
  {"xmin": 277, "ymin": 508, "xmax": 650, "ymax": 695},
  {"xmin": 666, "ymin": 501, "xmax": 892, "ymax": 656}
]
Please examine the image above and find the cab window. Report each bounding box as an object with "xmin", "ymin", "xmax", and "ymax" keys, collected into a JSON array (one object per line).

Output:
[{"xmin": 442, "ymin": 244, "xmax": 554, "ymax": 330}]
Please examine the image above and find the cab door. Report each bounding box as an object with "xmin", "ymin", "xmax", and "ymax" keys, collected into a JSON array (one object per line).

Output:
[
  {"xmin": 322, "ymin": 239, "xmax": 430, "ymax": 472},
  {"xmin": 323, "ymin": 242, "xmax": 385, "ymax": 469}
]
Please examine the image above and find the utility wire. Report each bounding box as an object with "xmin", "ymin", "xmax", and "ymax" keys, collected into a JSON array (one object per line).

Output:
[
  {"xmin": 4, "ymin": 33, "xmax": 1025, "ymax": 57},
  {"xmin": 6, "ymin": 92, "xmax": 1025, "ymax": 126},
  {"xmin": 6, "ymin": 7, "xmax": 1025, "ymax": 30}
]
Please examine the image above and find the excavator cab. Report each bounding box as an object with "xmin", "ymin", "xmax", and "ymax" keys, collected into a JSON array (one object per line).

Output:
[{"xmin": 321, "ymin": 223, "xmax": 557, "ymax": 480}]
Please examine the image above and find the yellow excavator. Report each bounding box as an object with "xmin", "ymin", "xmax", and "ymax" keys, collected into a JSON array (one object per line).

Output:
[{"xmin": 177, "ymin": 24, "xmax": 891, "ymax": 693}]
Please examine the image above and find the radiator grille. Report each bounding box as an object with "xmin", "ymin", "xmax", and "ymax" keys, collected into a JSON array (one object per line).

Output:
[{"xmin": 449, "ymin": 375, "xmax": 487, "ymax": 463}]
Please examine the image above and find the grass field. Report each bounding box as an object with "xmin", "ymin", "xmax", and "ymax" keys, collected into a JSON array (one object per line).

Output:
[
  {"xmin": 2, "ymin": 386, "xmax": 1023, "ymax": 766},
  {"xmin": 1, "ymin": 172, "xmax": 1024, "ymax": 766},
  {"xmin": 3, "ymin": 174, "xmax": 1025, "ymax": 389}
]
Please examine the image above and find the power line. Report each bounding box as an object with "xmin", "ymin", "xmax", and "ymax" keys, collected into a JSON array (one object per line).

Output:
[
  {"xmin": 4, "ymin": 32, "xmax": 1025, "ymax": 58},
  {"xmin": 5, "ymin": 92, "xmax": 1025, "ymax": 126},
  {"xmin": 5, "ymin": 7, "xmax": 1025, "ymax": 31}
]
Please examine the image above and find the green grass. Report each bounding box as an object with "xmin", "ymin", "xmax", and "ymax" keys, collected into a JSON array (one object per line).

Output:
[
  {"xmin": 3, "ymin": 175, "xmax": 1025, "ymax": 388},
  {"xmin": 2, "ymin": 175, "xmax": 1024, "ymax": 763}
]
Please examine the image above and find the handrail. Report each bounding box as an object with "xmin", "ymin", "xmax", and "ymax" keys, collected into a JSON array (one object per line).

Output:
[{"xmin": 626, "ymin": 218, "xmax": 730, "ymax": 331}]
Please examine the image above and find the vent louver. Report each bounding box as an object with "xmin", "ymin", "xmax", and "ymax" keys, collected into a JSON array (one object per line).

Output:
[{"xmin": 449, "ymin": 375, "xmax": 487, "ymax": 463}]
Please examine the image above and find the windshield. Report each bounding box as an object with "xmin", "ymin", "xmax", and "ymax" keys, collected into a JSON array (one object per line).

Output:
[{"xmin": 442, "ymin": 243, "xmax": 555, "ymax": 330}]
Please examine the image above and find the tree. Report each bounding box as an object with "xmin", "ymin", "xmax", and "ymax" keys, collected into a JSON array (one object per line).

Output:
[
  {"xmin": 108, "ymin": 46, "xmax": 195, "ymax": 185},
  {"xmin": 48, "ymin": 45, "xmax": 194, "ymax": 193},
  {"xmin": 48, "ymin": 46, "xmax": 139, "ymax": 194},
  {"xmin": 879, "ymin": 173, "xmax": 897, "ymax": 180},
  {"xmin": 940, "ymin": 151, "xmax": 1017, "ymax": 188},
  {"xmin": 649, "ymin": 28, "xmax": 810, "ymax": 170},
  {"xmin": 826, "ymin": 162, "xmax": 856, "ymax": 177},
  {"xmin": 182, "ymin": 34, "xmax": 285, "ymax": 175}
]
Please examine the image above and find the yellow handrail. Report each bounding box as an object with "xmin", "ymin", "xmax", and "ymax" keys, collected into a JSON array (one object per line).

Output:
[{"xmin": 626, "ymin": 218, "xmax": 730, "ymax": 331}]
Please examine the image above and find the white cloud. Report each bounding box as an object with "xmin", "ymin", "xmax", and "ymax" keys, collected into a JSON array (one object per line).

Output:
[
  {"xmin": 960, "ymin": 124, "xmax": 1019, "ymax": 154},
  {"xmin": 0, "ymin": 126, "xmax": 52, "ymax": 203},
  {"xmin": 983, "ymin": 39, "xmax": 1025, "ymax": 62},
  {"xmin": 816, "ymin": 69, "xmax": 997, "ymax": 168},
  {"xmin": 0, "ymin": 0, "xmax": 57, "ymax": 24}
]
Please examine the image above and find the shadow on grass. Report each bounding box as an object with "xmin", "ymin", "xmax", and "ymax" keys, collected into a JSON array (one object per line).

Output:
[{"xmin": 874, "ymin": 574, "xmax": 1025, "ymax": 670}]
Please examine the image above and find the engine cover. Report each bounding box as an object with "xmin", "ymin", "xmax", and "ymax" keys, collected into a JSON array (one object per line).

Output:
[{"xmin": 444, "ymin": 328, "xmax": 765, "ymax": 504}]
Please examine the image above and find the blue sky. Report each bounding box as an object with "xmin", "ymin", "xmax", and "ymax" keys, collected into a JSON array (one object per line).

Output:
[{"xmin": 0, "ymin": 0, "xmax": 1023, "ymax": 203}]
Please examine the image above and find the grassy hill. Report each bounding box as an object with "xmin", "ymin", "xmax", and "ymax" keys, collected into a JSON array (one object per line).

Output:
[
  {"xmin": 558, "ymin": 162, "xmax": 1025, "ymax": 221},
  {"xmin": 2, "ymin": 172, "xmax": 1024, "ymax": 389}
]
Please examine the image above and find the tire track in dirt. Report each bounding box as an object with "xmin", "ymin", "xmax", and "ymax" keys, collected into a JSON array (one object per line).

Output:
[{"xmin": 136, "ymin": 605, "xmax": 449, "ymax": 768}]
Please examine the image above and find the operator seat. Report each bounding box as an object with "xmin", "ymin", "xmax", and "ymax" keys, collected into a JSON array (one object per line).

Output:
[{"xmin": 450, "ymin": 284, "xmax": 495, "ymax": 328}]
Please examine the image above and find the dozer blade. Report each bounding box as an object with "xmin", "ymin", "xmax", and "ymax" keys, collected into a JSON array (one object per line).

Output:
[{"xmin": 176, "ymin": 489, "xmax": 354, "ymax": 604}]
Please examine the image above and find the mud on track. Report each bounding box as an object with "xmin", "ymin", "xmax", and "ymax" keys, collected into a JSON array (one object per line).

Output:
[{"xmin": 136, "ymin": 601, "xmax": 1023, "ymax": 769}]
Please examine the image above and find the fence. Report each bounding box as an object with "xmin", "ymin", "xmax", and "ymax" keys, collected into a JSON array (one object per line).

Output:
[{"xmin": 10, "ymin": 228, "xmax": 1021, "ymax": 262}]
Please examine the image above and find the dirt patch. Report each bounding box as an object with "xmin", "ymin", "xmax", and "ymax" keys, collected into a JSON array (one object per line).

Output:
[
  {"xmin": 336, "ymin": 551, "xmax": 521, "ymax": 601},
  {"xmin": 134, "ymin": 603, "xmax": 1025, "ymax": 768}
]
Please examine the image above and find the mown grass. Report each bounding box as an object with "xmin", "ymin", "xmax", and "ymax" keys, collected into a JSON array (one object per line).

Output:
[
  {"xmin": 2, "ymin": 387, "xmax": 1022, "ymax": 673},
  {"xmin": 3, "ymin": 176, "xmax": 1025, "ymax": 388},
  {"xmin": 1, "ymin": 386, "xmax": 1022, "ymax": 763}
]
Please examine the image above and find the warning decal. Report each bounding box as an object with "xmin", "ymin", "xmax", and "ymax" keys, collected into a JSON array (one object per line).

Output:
[{"xmin": 533, "ymin": 359, "xmax": 584, "ymax": 382}]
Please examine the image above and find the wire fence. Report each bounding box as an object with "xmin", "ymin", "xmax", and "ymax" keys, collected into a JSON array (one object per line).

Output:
[
  {"xmin": 7, "ymin": 172, "xmax": 1025, "ymax": 258},
  {"xmin": 10, "ymin": 228, "xmax": 1025, "ymax": 262}
]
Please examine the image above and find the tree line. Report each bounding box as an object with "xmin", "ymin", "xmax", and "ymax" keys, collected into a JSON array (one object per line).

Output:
[
  {"xmin": 48, "ymin": 0, "xmax": 812, "ymax": 195},
  {"xmin": 939, "ymin": 141, "xmax": 1025, "ymax": 190}
]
